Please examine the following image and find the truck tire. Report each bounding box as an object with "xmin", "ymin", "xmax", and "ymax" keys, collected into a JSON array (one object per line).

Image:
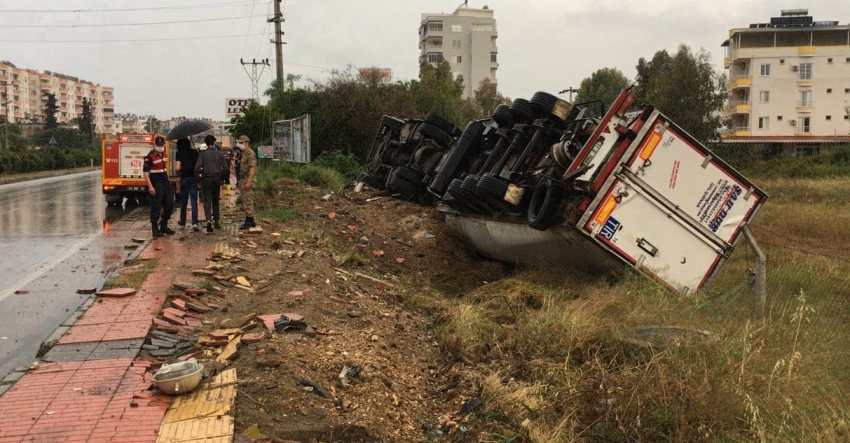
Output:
[
  {"xmin": 527, "ymin": 178, "xmax": 564, "ymax": 231},
  {"xmin": 358, "ymin": 172, "xmax": 385, "ymax": 190},
  {"xmin": 492, "ymin": 104, "xmax": 514, "ymax": 128},
  {"xmin": 460, "ymin": 175, "xmax": 480, "ymax": 195},
  {"xmin": 419, "ymin": 123, "xmax": 454, "ymax": 148},
  {"xmin": 530, "ymin": 91, "xmax": 559, "ymax": 118},
  {"xmin": 424, "ymin": 113, "xmax": 459, "ymax": 137},
  {"xmin": 476, "ymin": 174, "xmax": 509, "ymax": 201},
  {"xmin": 381, "ymin": 115, "xmax": 404, "ymax": 132},
  {"xmin": 392, "ymin": 166, "xmax": 426, "ymax": 185},
  {"xmin": 388, "ymin": 174, "xmax": 423, "ymax": 200},
  {"xmin": 509, "ymin": 99, "xmax": 535, "ymax": 123}
]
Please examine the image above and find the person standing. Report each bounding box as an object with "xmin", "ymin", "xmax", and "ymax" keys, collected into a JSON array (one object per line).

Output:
[
  {"xmin": 144, "ymin": 135, "xmax": 175, "ymax": 237},
  {"xmin": 174, "ymin": 138, "xmax": 200, "ymax": 232},
  {"xmin": 236, "ymin": 135, "xmax": 257, "ymax": 229},
  {"xmin": 194, "ymin": 134, "xmax": 229, "ymax": 233}
]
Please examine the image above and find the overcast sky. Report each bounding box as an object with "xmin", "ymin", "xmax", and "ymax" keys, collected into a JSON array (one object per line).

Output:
[{"xmin": 1, "ymin": 0, "xmax": 847, "ymax": 121}]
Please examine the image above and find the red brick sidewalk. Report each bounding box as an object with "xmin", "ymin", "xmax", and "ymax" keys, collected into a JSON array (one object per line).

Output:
[{"xmin": 0, "ymin": 235, "xmax": 214, "ymax": 443}]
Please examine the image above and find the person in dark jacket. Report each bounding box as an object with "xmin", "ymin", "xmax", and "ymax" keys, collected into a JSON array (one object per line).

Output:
[
  {"xmin": 194, "ymin": 134, "xmax": 229, "ymax": 233},
  {"xmin": 174, "ymin": 138, "xmax": 200, "ymax": 231},
  {"xmin": 143, "ymin": 135, "xmax": 175, "ymax": 237}
]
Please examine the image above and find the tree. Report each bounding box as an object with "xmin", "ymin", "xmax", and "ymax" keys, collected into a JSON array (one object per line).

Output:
[
  {"xmin": 574, "ymin": 67, "xmax": 631, "ymax": 118},
  {"xmin": 43, "ymin": 92, "xmax": 59, "ymax": 129},
  {"xmin": 463, "ymin": 78, "xmax": 508, "ymax": 121},
  {"xmin": 634, "ymin": 44, "xmax": 726, "ymax": 143},
  {"xmin": 229, "ymin": 100, "xmax": 270, "ymax": 146},
  {"xmin": 412, "ymin": 60, "xmax": 465, "ymax": 125},
  {"xmin": 76, "ymin": 98, "xmax": 94, "ymax": 141},
  {"xmin": 33, "ymin": 127, "xmax": 90, "ymax": 149},
  {"xmin": 143, "ymin": 117, "xmax": 162, "ymax": 134},
  {"xmin": 0, "ymin": 118, "xmax": 29, "ymax": 150}
]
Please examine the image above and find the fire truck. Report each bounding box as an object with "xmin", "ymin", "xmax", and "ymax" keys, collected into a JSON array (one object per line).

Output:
[{"xmin": 101, "ymin": 133, "xmax": 178, "ymax": 205}]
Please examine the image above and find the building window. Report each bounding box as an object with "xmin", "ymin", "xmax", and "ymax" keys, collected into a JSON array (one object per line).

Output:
[
  {"xmin": 777, "ymin": 116, "xmax": 783, "ymax": 121},
  {"xmin": 758, "ymin": 117, "xmax": 769, "ymax": 129},
  {"xmin": 797, "ymin": 90, "xmax": 812, "ymax": 106},
  {"xmin": 845, "ymin": 115, "xmax": 850, "ymax": 120},
  {"xmin": 758, "ymin": 91, "xmax": 770, "ymax": 103},
  {"xmin": 828, "ymin": 58, "xmax": 833, "ymax": 63},
  {"xmin": 428, "ymin": 22, "xmax": 443, "ymax": 32},
  {"xmin": 759, "ymin": 64, "xmax": 770, "ymax": 76},
  {"xmin": 798, "ymin": 63, "xmax": 812, "ymax": 80},
  {"xmin": 796, "ymin": 116, "xmax": 811, "ymax": 133},
  {"xmin": 452, "ymin": 39, "xmax": 462, "ymax": 48},
  {"xmin": 795, "ymin": 145, "xmax": 819, "ymax": 156},
  {"xmin": 826, "ymin": 115, "xmax": 832, "ymax": 120},
  {"xmin": 427, "ymin": 53, "xmax": 443, "ymax": 64},
  {"xmin": 454, "ymin": 55, "xmax": 462, "ymax": 64},
  {"xmin": 451, "ymin": 24, "xmax": 462, "ymax": 33},
  {"xmin": 779, "ymin": 59, "xmax": 785, "ymax": 65},
  {"xmin": 491, "ymin": 52, "xmax": 497, "ymax": 63},
  {"xmin": 491, "ymin": 36, "xmax": 497, "ymax": 46},
  {"xmin": 847, "ymin": 57, "xmax": 850, "ymax": 63},
  {"xmin": 827, "ymin": 88, "xmax": 832, "ymax": 93}
]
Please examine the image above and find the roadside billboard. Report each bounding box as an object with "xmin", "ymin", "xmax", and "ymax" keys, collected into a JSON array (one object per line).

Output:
[
  {"xmin": 225, "ymin": 98, "xmax": 253, "ymax": 119},
  {"xmin": 273, "ymin": 114, "xmax": 311, "ymax": 163}
]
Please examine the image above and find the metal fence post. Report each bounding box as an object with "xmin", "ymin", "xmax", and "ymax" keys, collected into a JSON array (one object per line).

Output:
[{"xmin": 742, "ymin": 224, "xmax": 767, "ymax": 322}]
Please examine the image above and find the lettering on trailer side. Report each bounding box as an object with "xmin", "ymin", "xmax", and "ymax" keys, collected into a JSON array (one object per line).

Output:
[
  {"xmin": 599, "ymin": 216, "xmax": 621, "ymax": 242},
  {"xmin": 708, "ymin": 185, "xmax": 743, "ymax": 232}
]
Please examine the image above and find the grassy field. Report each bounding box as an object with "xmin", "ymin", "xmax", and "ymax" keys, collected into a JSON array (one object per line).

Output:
[{"xmin": 423, "ymin": 177, "xmax": 850, "ymax": 442}]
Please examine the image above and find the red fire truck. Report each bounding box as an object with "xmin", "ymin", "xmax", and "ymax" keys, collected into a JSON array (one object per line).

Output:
[{"xmin": 101, "ymin": 133, "xmax": 178, "ymax": 205}]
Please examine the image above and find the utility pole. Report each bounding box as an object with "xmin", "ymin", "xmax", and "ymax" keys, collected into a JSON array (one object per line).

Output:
[
  {"xmin": 241, "ymin": 58, "xmax": 270, "ymax": 101},
  {"xmin": 1, "ymin": 81, "xmax": 9, "ymax": 150},
  {"xmin": 559, "ymin": 87, "xmax": 579, "ymax": 102},
  {"xmin": 268, "ymin": 0, "xmax": 286, "ymax": 91}
]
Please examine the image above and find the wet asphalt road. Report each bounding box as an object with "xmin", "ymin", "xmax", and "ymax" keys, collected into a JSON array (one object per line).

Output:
[{"xmin": 0, "ymin": 171, "xmax": 149, "ymax": 380}]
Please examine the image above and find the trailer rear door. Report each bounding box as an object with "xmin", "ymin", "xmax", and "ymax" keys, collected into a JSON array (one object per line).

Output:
[{"xmin": 580, "ymin": 110, "xmax": 767, "ymax": 294}]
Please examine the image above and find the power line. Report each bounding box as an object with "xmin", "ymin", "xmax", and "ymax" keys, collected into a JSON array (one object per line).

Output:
[
  {"xmin": 0, "ymin": 33, "xmax": 267, "ymax": 44},
  {"xmin": 0, "ymin": 14, "xmax": 265, "ymax": 28},
  {"xmin": 0, "ymin": 1, "xmax": 257, "ymax": 13},
  {"xmin": 241, "ymin": 0, "xmax": 261, "ymax": 58}
]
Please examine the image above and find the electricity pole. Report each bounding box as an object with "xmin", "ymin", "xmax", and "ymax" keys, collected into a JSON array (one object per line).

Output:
[
  {"xmin": 240, "ymin": 58, "xmax": 270, "ymax": 101},
  {"xmin": 1, "ymin": 81, "xmax": 9, "ymax": 150},
  {"xmin": 268, "ymin": 0, "xmax": 285, "ymax": 91},
  {"xmin": 559, "ymin": 87, "xmax": 579, "ymax": 102}
]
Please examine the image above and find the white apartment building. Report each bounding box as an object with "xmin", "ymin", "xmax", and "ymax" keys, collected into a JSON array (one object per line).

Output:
[
  {"xmin": 721, "ymin": 10, "xmax": 850, "ymax": 156},
  {"xmin": 419, "ymin": 5, "xmax": 498, "ymax": 98},
  {"xmin": 0, "ymin": 61, "xmax": 115, "ymax": 133}
]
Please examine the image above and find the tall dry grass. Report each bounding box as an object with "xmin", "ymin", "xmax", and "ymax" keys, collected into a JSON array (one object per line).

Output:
[{"xmin": 420, "ymin": 177, "xmax": 850, "ymax": 442}]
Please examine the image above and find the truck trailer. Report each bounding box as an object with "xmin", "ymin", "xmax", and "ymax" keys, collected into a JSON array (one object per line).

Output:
[{"xmin": 359, "ymin": 87, "xmax": 767, "ymax": 296}]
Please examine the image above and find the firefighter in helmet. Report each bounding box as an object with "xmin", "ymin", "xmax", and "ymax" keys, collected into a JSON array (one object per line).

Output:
[{"xmin": 143, "ymin": 135, "xmax": 176, "ymax": 237}]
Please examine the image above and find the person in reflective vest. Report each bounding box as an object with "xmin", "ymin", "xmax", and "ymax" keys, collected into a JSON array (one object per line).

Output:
[{"xmin": 144, "ymin": 135, "xmax": 175, "ymax": 237}]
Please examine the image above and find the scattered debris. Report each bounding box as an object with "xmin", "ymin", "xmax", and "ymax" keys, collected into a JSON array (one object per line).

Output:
[
  {"xmin": 95, "ymin": 288, "xmax": 137, "ymax": 297},
  {"xmin": 338, "ymin": 365, "xmax": 362, "ymax": 387},
  {"xmin": 298, "ymin": 378, "xmax": 330, "ymax": 398},
  {"xmin": 354, "ymin": 273, "xmax": 394, "ymax": 291},
  {"xmin": 75, "ymin": 288, "xmax": 97, "ymax": 295},
  {"xmin": 131, "ymin": 237, "xmax": 146, "ymax": 243},
  {"xmin": 14, "ymin": 290, "xmax": 29, "ymax": 294}
]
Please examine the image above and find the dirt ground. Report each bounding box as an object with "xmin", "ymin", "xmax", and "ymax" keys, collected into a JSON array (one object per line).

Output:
[{"xmin": 162, "ymin": 183, "xmax": 512, "ymax": 443}]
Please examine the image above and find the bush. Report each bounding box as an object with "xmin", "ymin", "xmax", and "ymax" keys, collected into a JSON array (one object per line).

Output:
[
  {"xmin": 299, "ymin": 165, "xmax": 346, "ymax": 189},
  {"xmin": 0, "ymin": 148, "xmax": 99, "ymax": 174},
  {"xmin": 312, "ymin": 150, "xmax": 363, "ymax": 181}
]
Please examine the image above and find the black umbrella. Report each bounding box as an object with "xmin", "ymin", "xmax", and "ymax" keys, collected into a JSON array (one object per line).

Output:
[{"xmin": 166, "ymin": 120, "xmax": 213, "ymax": 141}]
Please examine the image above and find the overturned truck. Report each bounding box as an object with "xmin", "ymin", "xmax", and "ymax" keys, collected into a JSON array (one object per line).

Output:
[{"xmin": 359, "ymin": 87, "xmax": 767, "ymax": 296}]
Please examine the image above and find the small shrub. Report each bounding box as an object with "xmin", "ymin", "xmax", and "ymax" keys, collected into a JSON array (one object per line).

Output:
[
  {"xmin": 257, "ymin": 205, "xmax": 294, "ymax": 221},
  {"xmin": 299, "ymin": 165, "xmax": 346, "ymax": 189},
  {"xmin": 312, "ymin": 150, "xmax": 363, "ymax": 181}
]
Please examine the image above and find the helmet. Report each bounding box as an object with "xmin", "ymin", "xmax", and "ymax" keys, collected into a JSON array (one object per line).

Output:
[{"xmin": 154, "ymin": 136, "xmax": 166, "ymax": 147}]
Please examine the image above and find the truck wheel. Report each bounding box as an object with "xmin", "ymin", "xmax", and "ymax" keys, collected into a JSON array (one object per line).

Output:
[
  {"xmin": 460, "ymin": 175, "xmax": 480, "ymax": 195},
  {"xmin": 392, "ymin": 166, "xmax": 426, "ymax": 185},
  {"xmin": 476, "ymin": 174, "xmax": 509, "ymax": 201},
  {"xmin": 388, "ymin": 174, "xmax": 423, "ymax": 200},
  {"xmin": 530, "ymin": 91, "xmax": 559, "ymax": 118},
  {"xmin": 419, "ymin": 123, "xmax": 454, "ymax": 148},
  {"xmin": 492, "ymin": 104, "xmax": 515, "ymax": 128},
  {"xmin": 527, "ymin": 178, "xmax": 564, "ymax": 231},
  {"xmin": 381, "ymin": 115, "xmax": 404, "ymax": 132},
  {"xmin": 358, "ymin": 172, "xmax": 385, "ymax": 190},
  {"xmin": 509, "ymin": 99, "xmax": 535, "ymax": 123},
  {"xmin": 424, "ymin": 113, "xmax": 459, "ymax": 137}
]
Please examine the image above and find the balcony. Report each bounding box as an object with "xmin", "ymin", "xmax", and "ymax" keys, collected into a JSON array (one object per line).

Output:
[
  {"xmin": 798, "ymin": 46, "xmax": 816, "ymax": 56},
  {"xmin": 796, "ymin": 100, "xmax": 813, "ymax": 112},
  {"xmin": 726, "ymin": 74, "xmax": 752, "ymax": 90},
  {"xmin": 721, "ymin": 126, "xmax": 751, "ymax": 138}
]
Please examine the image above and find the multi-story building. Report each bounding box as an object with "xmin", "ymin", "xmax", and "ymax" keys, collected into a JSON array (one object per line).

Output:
[
  {"xmin": 721, "ymin": 9, "xmax": 850, "ymax": 156},
  {"xmin": 419, "ymin": 5, "xmax": 498, "ymax": 98},
  {"xmin": 0, "ymin": 61, "xmax": 115, "ymax": 133}
]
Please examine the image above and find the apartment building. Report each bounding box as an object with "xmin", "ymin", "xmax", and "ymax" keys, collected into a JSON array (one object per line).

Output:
[
  {"xmin": 0, "ymin": 61, "xmax": 115, "ymax": 133},
  {"xmin": 419, "ymin": 5, "xmax": 498, "ymax": 98},
  {"xmin": 721, "ymin": 10, "xmax": 850, "ymax": 156}
]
